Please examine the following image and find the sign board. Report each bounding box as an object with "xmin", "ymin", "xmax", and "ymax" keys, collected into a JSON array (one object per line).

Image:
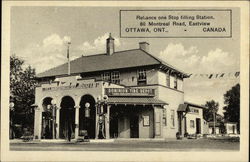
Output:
[
  {"xmin": 143, "ymin": 116, "xmax": 150, "ymax": 126},
  {"xmin": 105, "ymin": 88, "xmax": 155, "ymax": 97}
]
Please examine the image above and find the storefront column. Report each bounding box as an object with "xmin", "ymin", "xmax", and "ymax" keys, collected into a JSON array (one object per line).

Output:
[
  {"xmin": 56, "ymin": 107, "xmax": 60, "ymax": 139},
  {"xmin": 74, "ymin": 106, "xmax": 80, "ymax": 140},
  {"xmin": 34, "ymin": 107, "xmax": 42, "ymax": 140},
  {"xmin": 105, "ymin": 105, "xmax": 110, "ymax": 139},
  {"xmin": 153, "ymin": 107, "xmax": 162, "ymax": 138}
]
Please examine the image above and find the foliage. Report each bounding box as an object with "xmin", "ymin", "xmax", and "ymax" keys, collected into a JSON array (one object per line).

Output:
[
  {"xmin": 203, "ymin": 100, "xmax": 219, "ymax": 122},
  {"xmin": 223, "ymin": 84, "xmax": 240, "ymax": 133},
  {"xmin": 10, "ymin": 55, "xmax": 37, "ymax": 136}
]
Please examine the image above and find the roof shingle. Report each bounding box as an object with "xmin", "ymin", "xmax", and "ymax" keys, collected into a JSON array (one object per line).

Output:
[{"xmin": 36, "ymin": 48, "xmax": 186, "ymax": 78}]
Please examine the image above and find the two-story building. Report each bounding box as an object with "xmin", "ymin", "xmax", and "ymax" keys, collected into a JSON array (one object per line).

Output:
[{"xmin": 33, "ymin": 34, "xmax": 205, "ymax": 140}]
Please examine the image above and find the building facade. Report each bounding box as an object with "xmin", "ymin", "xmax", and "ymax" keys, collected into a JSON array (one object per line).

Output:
[
  {"xmin": 177, "ymin": 102, "xmax": 206, "ymax": 136},
  {"xmin": 224, "ymin": 122, "xmax": 238, "ymax": 134},
  {"xmin": 33, "ymin": 34, "xmax": 205, "ymax": 140}
]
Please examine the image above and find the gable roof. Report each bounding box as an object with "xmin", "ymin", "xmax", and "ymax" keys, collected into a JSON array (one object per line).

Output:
[{"xmin": 36, "ymin": 48, "xmax": 186, "ymax": 78}]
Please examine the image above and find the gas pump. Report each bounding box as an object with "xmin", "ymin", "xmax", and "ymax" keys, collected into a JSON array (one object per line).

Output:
[{"xmin": 96, "ymin": 95, "xmax": 108, "ymax": 139}]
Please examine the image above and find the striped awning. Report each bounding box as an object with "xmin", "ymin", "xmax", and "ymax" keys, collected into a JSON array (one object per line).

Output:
[{"xmin": 107, "ymin": 97, "xmax": 167, "ymax": 106}]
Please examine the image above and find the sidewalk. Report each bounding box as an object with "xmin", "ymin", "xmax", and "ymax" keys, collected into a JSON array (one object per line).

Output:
[
  {"xmin": 10, "ymin": 139, "xmax": 116, "ymax": 144},
  {"xmin": 10, "ymin": 138, "xmax": 179, "ymax": 144}
]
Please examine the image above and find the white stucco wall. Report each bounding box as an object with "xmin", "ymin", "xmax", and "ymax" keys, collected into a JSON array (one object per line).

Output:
[
  {"xmin": 157, "ymin": 71, "xmax": 167, "ymax": 86},
  {"xmin": 157, "ymin": 87, "xmax": 184, "ymax": 138},
  {"xmin": 185, "ymin": 106, "xmax": 204, "ymax": 135},
  {"xmin": 225, "ymin": 123, "xmax": 237, "ymax": 134},
  {"xmin": 120, "ymin": 70, "xmax": 138, "ymax": 86}
]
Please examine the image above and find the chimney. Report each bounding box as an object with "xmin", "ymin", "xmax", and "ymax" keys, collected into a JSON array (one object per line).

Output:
[
  {"xmin": 106, "ymin": 33, "xmax": 114, "ymax": 55},
  {"xmin": 139, "ymin": 42, "xmax": 150, "ymax": 53}
]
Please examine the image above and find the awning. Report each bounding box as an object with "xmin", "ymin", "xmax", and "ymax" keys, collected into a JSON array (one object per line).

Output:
[
  {"xmin": 178, "ymin": 102, "xmax": 206, "ymax": 112},
  {"xmin": 107, "ymin": 97, "xmax": 167, "ymax": 106},
  {"xmin": 177, "ymin": 104, "xmax": 188, "ymax": 112}
]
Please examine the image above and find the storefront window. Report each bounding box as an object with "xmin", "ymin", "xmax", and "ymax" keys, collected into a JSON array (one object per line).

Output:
[
  {"xmin": 137, "ymin": 69, "xmax": 147, "ymax": 85},
  {"xmin": 111, "ymin": 71, "xmax": 120, "ymax": 84},
  {"xmin": 171, "ymin": 110, "xmax": 175, "ymax": 127}
]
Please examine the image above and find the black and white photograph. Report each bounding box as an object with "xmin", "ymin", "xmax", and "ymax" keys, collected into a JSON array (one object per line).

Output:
[{"xmin": 1, "ymin": 1, "xmax": 249, "ymax": 162}]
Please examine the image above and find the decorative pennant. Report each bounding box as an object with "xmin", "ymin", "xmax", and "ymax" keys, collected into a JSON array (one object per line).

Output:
[
  {"xmin": 186, "ymin": 71, "xmax": 239, "ymax": 79},
  {"xmin": 235, "ymin": 72, "xmax": 240, "ymax": 77},
  {"xmin": 209, "ymin": 74, "xmax": 213, "ymax": 79}
]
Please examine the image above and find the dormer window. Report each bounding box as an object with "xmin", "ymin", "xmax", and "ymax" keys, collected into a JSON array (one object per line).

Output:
[{"xmin": 137, "ymin": 69, "xmax": 147, "ymax": 85}]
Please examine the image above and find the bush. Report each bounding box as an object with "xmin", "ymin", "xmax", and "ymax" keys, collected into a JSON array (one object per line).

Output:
[{"xmin": 184, "ymin": 132, "xmax": 189, "ymax": 137}]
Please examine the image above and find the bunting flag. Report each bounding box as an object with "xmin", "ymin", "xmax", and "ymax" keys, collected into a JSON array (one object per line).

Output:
[
  {"xmin": 187, "ymin": 71, "xmax": 240, "ymax": 79},
  {"xmin": 235, "ymin": 72, "xmax": 240, "ymax": 77}
]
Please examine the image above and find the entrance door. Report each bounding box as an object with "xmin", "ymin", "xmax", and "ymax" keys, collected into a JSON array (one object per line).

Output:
[
  {"xmin": 232, "ymin": 125, "xmax": 236, "ymax": 134},
  {"xmin": 130, "ymin": 116, "xmax": 139, "ymax": 138},
  {"xmin": 177, "ymin": 112, "xmax": 182, "ymax": 135},
  {"xmin": 196, "ymin": 118, "xmax": 201, "ymax": 134},
  {"xmin": 59, "ymin": 96, "xmax": 75, "ymax": 139}
]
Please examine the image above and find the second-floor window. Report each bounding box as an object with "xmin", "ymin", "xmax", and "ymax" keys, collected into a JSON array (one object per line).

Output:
[
  {"xmin": 174, "ymin": 75, "xmax": 178, "ymax": 89},
  {"xmin": 111, "ymin": 71, "xmax": 120, "ymax": 84},
  {"xmin": 166, "ymin": 73, "xmax": 170, "ymax": 87},
  {"xmin": 102, "ymin": 72, "xmax": 110, "ymax": 82},
  {"xmin": 137, "ymin": 69, "xmax": 147, "ymax": 85}
]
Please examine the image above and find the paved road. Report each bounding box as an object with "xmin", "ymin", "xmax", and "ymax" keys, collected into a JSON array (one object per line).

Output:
[{"xmin": 10, "ymin": 138, "xmax": 239, "ymax": 151}]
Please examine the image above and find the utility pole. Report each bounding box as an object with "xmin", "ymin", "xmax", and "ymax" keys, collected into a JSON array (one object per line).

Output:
[
  {"xmin": 213, "ymin": 110, "xmax": 216, "ymax": 135},
  {"xmin": 67, "ymin": 41, "xmax": 71, "ymax": 75}
]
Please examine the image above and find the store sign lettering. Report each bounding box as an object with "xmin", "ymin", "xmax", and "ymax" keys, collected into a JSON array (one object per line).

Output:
[
  {"xmin": 42, "ymin": 82, "xmax": 99, "ymax": 91},
  {"xmin": 105, "ymin": 88, "xmax": 155, "ymax": 96}
]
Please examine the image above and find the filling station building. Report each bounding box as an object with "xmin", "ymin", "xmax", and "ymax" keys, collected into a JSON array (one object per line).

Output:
[{"xmin": 33, "ymin": 34, "xmax": 206, "ymax": 140}]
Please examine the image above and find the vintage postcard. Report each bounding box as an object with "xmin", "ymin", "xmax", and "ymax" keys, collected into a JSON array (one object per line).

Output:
[{"xmin": 1, "ymin": 1, "xmax": 249, "ymax": 162}]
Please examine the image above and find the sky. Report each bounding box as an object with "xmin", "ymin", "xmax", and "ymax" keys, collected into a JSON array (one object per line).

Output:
[{"xmin": 10, "ymin": 7, "xmax": 240, "ymax": 115}]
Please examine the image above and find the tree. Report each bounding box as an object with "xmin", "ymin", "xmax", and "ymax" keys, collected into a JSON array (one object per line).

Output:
[
  {"xmin": 203, "ymin": 100, "xmax": 219, "ymax": 122},
  {"xmin": 223, "ymin": 84, "xmax": 240, "ymax": 133},
  {"xmin": 10, "ymin": 55, "xmax": 37, "ymax": 137}
]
